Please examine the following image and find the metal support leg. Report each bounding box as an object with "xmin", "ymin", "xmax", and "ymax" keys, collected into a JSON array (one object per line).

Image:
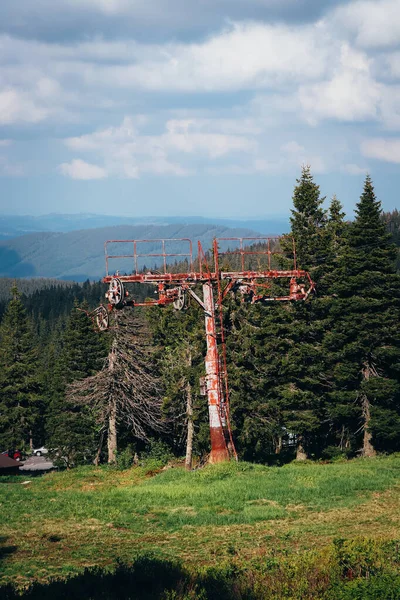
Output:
[{"xmin": 203, "ymin": 282, "xmax": 230, "ymax": 463}]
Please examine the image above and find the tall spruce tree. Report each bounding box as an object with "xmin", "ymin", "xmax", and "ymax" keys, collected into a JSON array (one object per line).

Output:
[
  {"xmin": 287, "ymin": 164, "xmax": 328, "ymax": 279},
  {"xmin": 282, "ymin": 166, "xmax": 329, "ymax": 459},
  {"xmin": 0, "ymin": 285, "xmax": 41, "ymax": 451},
  {"xmin": 326, "ymin": 195, "xmax": 347, "ymax": 270},
  {"xmin": 227, "ymin": 298, "xmax": 301, "ymax": 462},
  {"xmin": 325, "ymin": 175, "xmax": 400, "ymax": 455},
  {"xmin": 46, "ymin": 301, "xmax": 106, "ymax": 465},
  {"xmin": 227, "ymin": 168, "xmax": 331, "ymax": 461},
  {"xmin": 318, "ymin": 195, "xmax": 354, "ymax": 455}
]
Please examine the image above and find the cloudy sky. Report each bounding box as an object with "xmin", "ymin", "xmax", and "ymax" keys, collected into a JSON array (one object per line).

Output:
[{"xmin": 0, "ymin": 0, "xmax": 399, "ymax": 218}]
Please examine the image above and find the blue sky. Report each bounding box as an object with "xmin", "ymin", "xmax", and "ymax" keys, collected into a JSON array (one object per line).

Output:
[{"xmin": 0, "ymin": 0, "xmax": 399, "ymax": 219}]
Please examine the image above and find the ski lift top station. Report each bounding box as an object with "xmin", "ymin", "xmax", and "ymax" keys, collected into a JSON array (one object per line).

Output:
[{"xmin": 93, "ymin": 236, "xmax": 315, "ymax": 464}]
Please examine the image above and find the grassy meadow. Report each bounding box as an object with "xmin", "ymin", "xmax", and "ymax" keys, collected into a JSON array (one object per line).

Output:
[{"xmin": 1, "ymin": 456, "xmax": 400, "ymax": 599}]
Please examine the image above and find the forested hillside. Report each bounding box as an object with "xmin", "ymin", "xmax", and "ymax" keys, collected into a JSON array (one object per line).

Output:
[
  {"xmin": 0, "ymin": 223, "xmax": 260, "ymax": 280},
  {"xmin": 0, "ymin": 277, "xmax": 72, "ymax": 302},
  {"xmin": 0, "ymin": 169, "xmax": 399, "ymax": 466},
  {"xmin": 0, "ymin": 279, "xmax": 97, "ymax": 323}
]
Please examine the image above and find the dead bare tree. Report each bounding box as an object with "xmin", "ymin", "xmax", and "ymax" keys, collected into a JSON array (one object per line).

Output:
[
  {"xmin": 360, "ymin": 359, "xmax": 377, "ymax": 458},
  {"xmin": 68, "ymin": 311, "xmax": 164, "ymax": 463},
  {"xmin": 184, "ymin": 345, "xmax": 194, "ymax": 470}
]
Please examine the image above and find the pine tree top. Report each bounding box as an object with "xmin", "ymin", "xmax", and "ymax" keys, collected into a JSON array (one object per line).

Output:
[
  {"xmin": 351, "ymin": 175, "xmax": 388, "ymax": 247},
  {"xmin": 329, "ymin": 195, "xmax": 345, "ymax": 223},
  {"xmin": 333, "ymin": 175, "xmax": 399, "ymax": 294},
  {"xmin": 287, "ymin": 165, "xmax": 328, "ymax": 274},
  {"xmin": 10, "ymin": 283, "xmax": 20, "ymax": 300},
  {"xmin": 290, "ymin": 165, "xmax": 326, "ymax": 222}
]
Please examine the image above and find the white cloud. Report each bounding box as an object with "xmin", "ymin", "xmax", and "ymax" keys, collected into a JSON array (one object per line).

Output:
[
  {"xmin": 0, "ymin": 87, "xmax": 47, "ymax": 125},
  {"xmin": 0, "ymin": 5, "xmax": 400, "ymax": 184},
  {"xmin": 277, "ymin": 140, "xmax": 326, "ymax": 173},
  {"xmin": 298, "ymin": 44, "xmax": 381, "ymax": 124},
  {"xmin": 0, "ymin": 0, "xmax": 328, "ymax": 46},
  {"xmin": 67, "ymin": 0, "xmax": 294, "ymax": 19},
  {"xmin": 0, "ymin": 22, "xmax": 331, "ymax": 94},
  {"xmin": 58, "ymin": 159, "xmax": 107, "ymax": 179},
  {"xmin": 361, "ymin": 137, "xmax": 400, "ymax": 163},
  {"xmin": 0, "ymin": 139, "xmax": 11, "ymax": 147},
  {"xmin": 380, "ymin": 85, "xmax": 400, "ymax": 129},
  {"xmin": 384, "ymin": 52, "xmax": 400, "ymax": 78},
  {"xmin": 207, "ymin": 138, "xmax": 327, "ymax": 175},
  {"xmin": 138, "ymin": 158, "xmax": 190, "ymax": 176},
  {"xmin": 67, "ymin": 117, "xmax": 256, "ymax": 157},
  {"xmin": 164, "ymin": 116, "xmax": 263, "ymax": 136},
  {"xmin": 333, "ymin": 0, "xmax": 400, "ymax": 48},
  {"xmin": 342, "ymin": 163, "xmax": 368, "ymax": 175},
  {"xmin": 163, "ymin": 119, "xmax": 256, "ymax": 157},
  {"xmin": 72, "ymin": 21, "xmax": 330, "ymax": 92},
  {"xmin": 0, "ymin": 16, "xmax": 397, "ymax": 131},
  {"xmin": 281, "ymin": 141, "xmax": 305, "ymax": 155},
  {"xmin": 63, "ymin": 116, "xmax": 256, "ymax": 178},
  {"xmin": 36, "ymin": 77, "xmax": 62, "ymax": 99},
  {"xmin": 0, "ymin": 67, "xmax": 83, "ymax": 126}
]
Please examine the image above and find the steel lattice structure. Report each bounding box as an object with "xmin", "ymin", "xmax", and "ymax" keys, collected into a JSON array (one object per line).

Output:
[{"xmin": 92, "ymin": 237, "xmax": 315, "ymax": 463}]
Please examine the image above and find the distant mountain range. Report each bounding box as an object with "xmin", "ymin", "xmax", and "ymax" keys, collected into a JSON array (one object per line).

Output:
[
  {"xmin": 0, "ymin": 213, "xmax": 289, "ymax": 240},
  {"xmin": 0, "ymin": 222, "xmax": 286, "ymax": 281},
  {"xmin": 0, "ymin": 214, "xmax": 289, "ymax": 281}
]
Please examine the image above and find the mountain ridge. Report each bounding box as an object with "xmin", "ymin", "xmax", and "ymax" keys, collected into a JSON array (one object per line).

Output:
[
  {"xmin": 0, "ymin": 213, "xmax": 288, "ymax": 240},
  {"xmin": 0, "ymin": 222, "xmax": 274, "ymax": 281}
]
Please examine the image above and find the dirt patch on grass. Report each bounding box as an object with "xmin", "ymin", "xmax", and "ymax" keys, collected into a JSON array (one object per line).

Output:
[
  {"xmin": 286, "ymin": 504, "xmax": 307, "ymax": 512},
  {"xmin": 246, "ymin": 498, "xmax": 280, "ymax": 507},
  {"xmin": 169, "ymin": 506, "xmax": 197, "ymax": 515}
]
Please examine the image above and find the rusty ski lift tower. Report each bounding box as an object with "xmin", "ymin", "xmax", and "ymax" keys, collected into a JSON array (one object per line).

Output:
[{"xmin": 92, "ymin": 236, "xmax": 315, "ymax": 464}]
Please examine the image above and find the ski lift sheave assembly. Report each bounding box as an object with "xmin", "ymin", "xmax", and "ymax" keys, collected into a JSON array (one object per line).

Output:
[{"xmin": 91, "ymin": 236, "xmax": 315, "ymax": 463}]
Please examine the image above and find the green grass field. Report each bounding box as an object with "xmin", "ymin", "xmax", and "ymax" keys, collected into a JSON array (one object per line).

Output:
[{"xmin": 1, "ymin": 456, "xmax": 400, "ymax": 599}]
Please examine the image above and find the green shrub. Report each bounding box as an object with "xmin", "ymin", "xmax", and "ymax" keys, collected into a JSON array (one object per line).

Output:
[
  {"xmin": 332, "ymin": 538, "xmax": 400, "ymax": 579},
  {"xmin": 143, "ymin": 439, "xmax": 174, "ymax": 465},
  {"xmin": 328, "ymin": 574, "xmax": 400, "ymax": 600},
  {"xmin": 321, "ymin": 446, "xmax": 350, "ymax": 461},
  {"xmin": 115, "ymin": 446, "xmax": 135, "ymax": 470}
]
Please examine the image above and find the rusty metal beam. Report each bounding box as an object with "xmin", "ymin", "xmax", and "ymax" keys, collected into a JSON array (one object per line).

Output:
[{"xmin": 203, "ymin": 282, "xmax": 230, "ymax": 463}]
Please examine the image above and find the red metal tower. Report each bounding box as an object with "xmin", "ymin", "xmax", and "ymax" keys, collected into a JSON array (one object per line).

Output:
[{"xmin": 92, "ymin": 236, "xmax": 314, "ymax": 463}]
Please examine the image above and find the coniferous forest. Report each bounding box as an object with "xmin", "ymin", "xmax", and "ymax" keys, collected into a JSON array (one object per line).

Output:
[{"xmin": 0, "ymin": 169, "xmax": 399, "ymax": 466}]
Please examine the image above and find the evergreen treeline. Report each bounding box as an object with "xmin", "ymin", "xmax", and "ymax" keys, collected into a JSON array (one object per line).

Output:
[{"xmin": 0, "ymin": 171, "xmax": 399, "ymax": 465}]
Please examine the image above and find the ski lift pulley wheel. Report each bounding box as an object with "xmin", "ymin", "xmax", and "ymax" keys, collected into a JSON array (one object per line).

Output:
[
  {"xmin": 107, "ymin": 277, "xmax": 125, "ymax": 307},
  {"xmin": 173, "ymin": 287, "xmax": 187, "ymax": 311},
  {"xmin": 94, "ymin": 305, "xmax": 109, "ymax": 331}
]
